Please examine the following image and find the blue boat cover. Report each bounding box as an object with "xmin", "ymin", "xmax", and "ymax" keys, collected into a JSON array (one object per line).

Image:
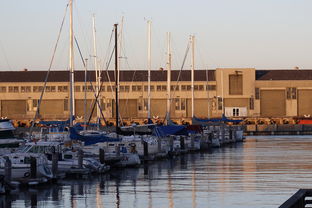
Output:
[
  {"xmin": 39, "ymin": 116, "xmax": 75, "ymax": 126},
  {"xmin": 192, "ymin": 115, "xmax": 243, "ymax": 125},
  {"xmin": 152, "ymin": 125, "xmax": 188, "ymax": 137},
  {"xmin": 69, "ymin": 127, "xmax": 121, "ymax": 146}
]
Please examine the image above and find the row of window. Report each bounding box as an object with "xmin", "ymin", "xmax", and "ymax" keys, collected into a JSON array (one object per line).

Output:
[
  {"xmin": 137, "ymin": 98, "xmax": 187, "ymax": 111},
  {"xmin": 254, "ymin": 88, "xmax": 297, "ymax": 100},
  {"xmin": 0, "ymin": 84, "xmax": 216, "ymax": 93}
]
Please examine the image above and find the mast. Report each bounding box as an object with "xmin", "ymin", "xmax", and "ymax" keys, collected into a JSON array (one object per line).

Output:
[
  {"xmin": 92, "ymin": 14, "xmax": 101, "ymax": 127},
  {"xmin": 84, "ymin": 58, "xmax": 88, "ymax": 131},
  {"xmin": 147, "ymin": 20, "xmax": 152, "ymax": 120},
  {"xmin": 117, "ymin": 17, "xmax": 124, "ymax": 124},
  {"xmin": 191, "ymin": 35, "xmax": 195, "ymax": 118},
  {"xmin": 69, "ymin": 0, "xmax": 75, "ymax": 127},
  {"xmin": 114, "ymin": 24, "xmax": 119, "ymax": 134},
  {"xmin": 166, "ymin": 32, "xmax": 171, "ymax": 124}
]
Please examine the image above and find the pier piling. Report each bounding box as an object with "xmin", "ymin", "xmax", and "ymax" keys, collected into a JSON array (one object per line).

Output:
[
  {"xmin": 30, "ymin": 157, "xmax": 37, "ymax": 178},
  {"xmin": 116, "ymin": 144, "xmax": 120, "ymax": 156},
  {"xmin": 191, "ymin": 135, "xmax": 195, "ymax": 150},
  {"xmin": 78, "ymin": 149, "xmax": 83, "ymax": 169},
  {"xmin": 143, "ymin": 141, "xmax": 149, "ymax": 160},
  {"xmin": 99, "ymin": 148, "xmax": 105, "ymax": 164},
  {"xmin": 180, "ymin": 136, "xmax": 185, "ymax": 150},
  {"xmin": 157, "ymin": 138, "xmax": 161, "ymax": 153},
  {"xmin": 4, "ymin": 156, "xmax": 11, "ymax": 183},
  {"xmin": 52, "ymin": 152, "xmax": 58, "ymax": 177}
]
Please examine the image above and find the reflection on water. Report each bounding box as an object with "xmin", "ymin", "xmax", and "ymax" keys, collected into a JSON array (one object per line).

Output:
[{"xmin": 3, "ymin": 136, "xmax": 312, "ymax": 208}]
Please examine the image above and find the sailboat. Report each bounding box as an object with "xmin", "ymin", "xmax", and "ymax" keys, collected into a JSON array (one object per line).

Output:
[
  {"xmin": 0, "ymin": 119, "xmax": 25, "ymax": 155},
  {"xmin": 69, "ymin": 23, "xmax": 141, "ymax": 167}
]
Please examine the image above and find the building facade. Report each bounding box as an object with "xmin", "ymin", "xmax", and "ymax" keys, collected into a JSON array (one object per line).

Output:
[{"xmin": 0, "ymin": 68, "xmax": 311, "ymax": 121}]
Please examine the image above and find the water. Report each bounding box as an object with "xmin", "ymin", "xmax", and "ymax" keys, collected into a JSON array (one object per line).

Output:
[{"xmin": 3, "ymin": 136, "xmax": 312, "ymax": 208}]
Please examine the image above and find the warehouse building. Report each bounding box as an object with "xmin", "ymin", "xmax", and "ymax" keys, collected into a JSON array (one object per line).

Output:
[{"xmin": 0, "ymin": 68, "xmax": 311, "ymax": 121}]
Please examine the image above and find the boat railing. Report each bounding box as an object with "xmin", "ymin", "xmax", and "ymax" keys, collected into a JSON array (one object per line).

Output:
[{"xmin": 279, "ymin": 189, "xmax": 312, "ymax": 208}]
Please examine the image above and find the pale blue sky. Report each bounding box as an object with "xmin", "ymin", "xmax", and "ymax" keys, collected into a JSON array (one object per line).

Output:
[{"xmin": 1, "ymin": 0, "xmax": 312, "ymax": 71}]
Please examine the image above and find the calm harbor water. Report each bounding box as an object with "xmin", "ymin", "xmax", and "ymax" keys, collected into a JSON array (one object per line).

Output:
[{"xmin": 3, "ymin": 136, "xmax": 312, "ymax": 208}]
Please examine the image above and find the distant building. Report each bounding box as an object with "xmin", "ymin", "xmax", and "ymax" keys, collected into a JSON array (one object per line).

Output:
[{"xmin": 0, "ymin": 68, "xmax": 311, "ymax": 120}]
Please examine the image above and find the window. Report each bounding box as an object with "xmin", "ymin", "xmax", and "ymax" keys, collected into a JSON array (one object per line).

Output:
[
  {"xmin": 0, "ymin": 87, "xmax": 6, "ymax": 93},
  {"xmin": 106, "ymin": 99, "xmax": 112, "ymax": 108},
  {"xmin": 217, "ymin": 97, "xmax": 223, "ymax": 110},
  {"xmin": 250, "ymin": 97, "xmax": 254, "ymax": 110},
  {"xmin": 64, "ymin": 99, "xmax": 69, "ymax": 111},
  {"xmin": 46, "ymin": 86, "xmax": 56, "ymax": 92},
  {"xmin": 8, "ymin": 86, "xmax": 19, "ymax": 93},
  {"xmin": 58, "ymin": 86, "xmax": 68, "ymax": 92},
  {"xmin": 229, "ymin": 74, "xmax": 243, "ymax": 95},
  {"xmin": 233, "ymin": 108, "xmax": 239, "ymax": 117},
  {"xmin": 75, "ymin": 86, "xmax": 81, "ymax": 92},
  {"xmin": 120, "ymin": 86, "xmax": 125, "ymax": 92},
  {"xmin": 291, "ymin": 87, "xmax": 296, "ymax": 99},
  {"xmin": 286, "ymin": 88, "xmax": 291, "ymax": 100},
  {"xmin": 138, "ymin": 99, "xmax": 143, "ymax": 111},
  {"xmin": 181, "ymin": 85, "xmax": 187, "ymax": 91},
  {"xmin": 206, "ymin": 85, "xmax": 216, "ymax": 91},
  {"xmin": 144, "ymin": 85, "xmax": 154, "ymax": 91},
  {"xmin": 100, "ymin": 86, "xmax": 105, "ymax": 92},
  {"xmin": 181, "ymin": 98, "xmax": 186, "ymax": 110},
  {"xmin": 186, "ymin": 85, "xmax": 191, "ymax": 91},
  {"xmin": 101, "ymin": 100, "xmax": 106, "ymax": 110},
  {"xmin": 161, "ymin": 85, "xmax": 167, "ymax": 91},
  {"xmin": 171, "ymin": 85, "xmax": 179, "ymax": 91},
  {"xmin": 175, "ymin": 98, "xmax": 180, "ymax": 110},
  {"xmin": 21, "ymin": 86, "xmax": 31, "ymax": 93},
  {"xmin": 33, "ymin": 99, "xmax": 38, "ymax": 108},
  {"xmin": 157, "ymin": 85, "xmax": 162, "ymax": 91},
  {"xmin": 143, "ymin": 99, "xmax": 148, "ymax": 111},
  {"xmin": 194, "ymin": 85, "xmax": 204, "ymax": 91},
  {"xmin": 107, "ymin": 86, "xmax": 114, "ymax": 92},
  {"xmin": 33, "ymin": 86, "xmax": 43, "ymax": 93},
  {"xmin": 132, "ymin": 85, "xmax": 142, "ymax": 92},
  {"xmin": 83, "ymin": 85, "xmax": 94, "ymax": 92},
  {"xmin": 255, "ymin": 88, "xmax": 260, "ymax": 100}
]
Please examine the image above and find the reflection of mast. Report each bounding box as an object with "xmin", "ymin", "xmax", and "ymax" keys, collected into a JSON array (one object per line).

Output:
[
  {"xmin": 167, "ymin": 171, "xmax": 174, "ymax": 208},
  {"xmin": 96, "ymin": 184, "xmax": 103, "ymax": 208},
  {"xmin": 115, "ymin": 180, "xmax": 120, "ymax": 208},
  {"xmin": 192, "ymin": 169, "xmax": 197, "ymax": 208},
  {"xmin": 148, "ymin": 179, "xmax": 153, "ymax": 208}
]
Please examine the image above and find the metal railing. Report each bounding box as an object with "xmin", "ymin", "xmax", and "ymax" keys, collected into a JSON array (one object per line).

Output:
[{"xmin": 279, "ymin": 189, "xmax": 312, "ymax": 208}]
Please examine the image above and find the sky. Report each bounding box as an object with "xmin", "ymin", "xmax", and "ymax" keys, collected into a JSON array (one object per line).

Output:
[{"xmin": 1, "ymin": 0, "xmax": 312, "ymax": 71}]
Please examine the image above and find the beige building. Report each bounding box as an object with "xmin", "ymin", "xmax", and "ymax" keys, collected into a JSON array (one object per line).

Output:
[{"xmin": 0, "ymin": 68, "xmax": 311, "ymax": 121}]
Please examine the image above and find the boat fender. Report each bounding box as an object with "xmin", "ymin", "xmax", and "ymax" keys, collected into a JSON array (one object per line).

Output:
[{"xmin": 24, "ymin": 172, "xmax": 30, "ymax": 178}]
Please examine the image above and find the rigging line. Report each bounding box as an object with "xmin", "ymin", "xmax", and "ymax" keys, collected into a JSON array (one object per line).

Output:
[
  {"xmin": 163, "ymin": 41, "xmax": 190, "ymax": 123},
  {"xmin": 0, "ymin": 40, "xmax": 12, "ymax": 71},
  {"xmin": 73, "ymin": 1, "xmax": 92, "ymax": 63},
  {"xmin": 74, "ymin": 36, "xmax": 107, "ymax": 124},
  {"xmin": 88, "ymin": 29, "xmax": 115, "ymax": 125},
  {"xmin": 102, "ymin": 28, "xmax": 114, "ymax": 70},
  {"xmin": 29, "ymin": 3, "xmax": 69, "ymax": 139}
]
